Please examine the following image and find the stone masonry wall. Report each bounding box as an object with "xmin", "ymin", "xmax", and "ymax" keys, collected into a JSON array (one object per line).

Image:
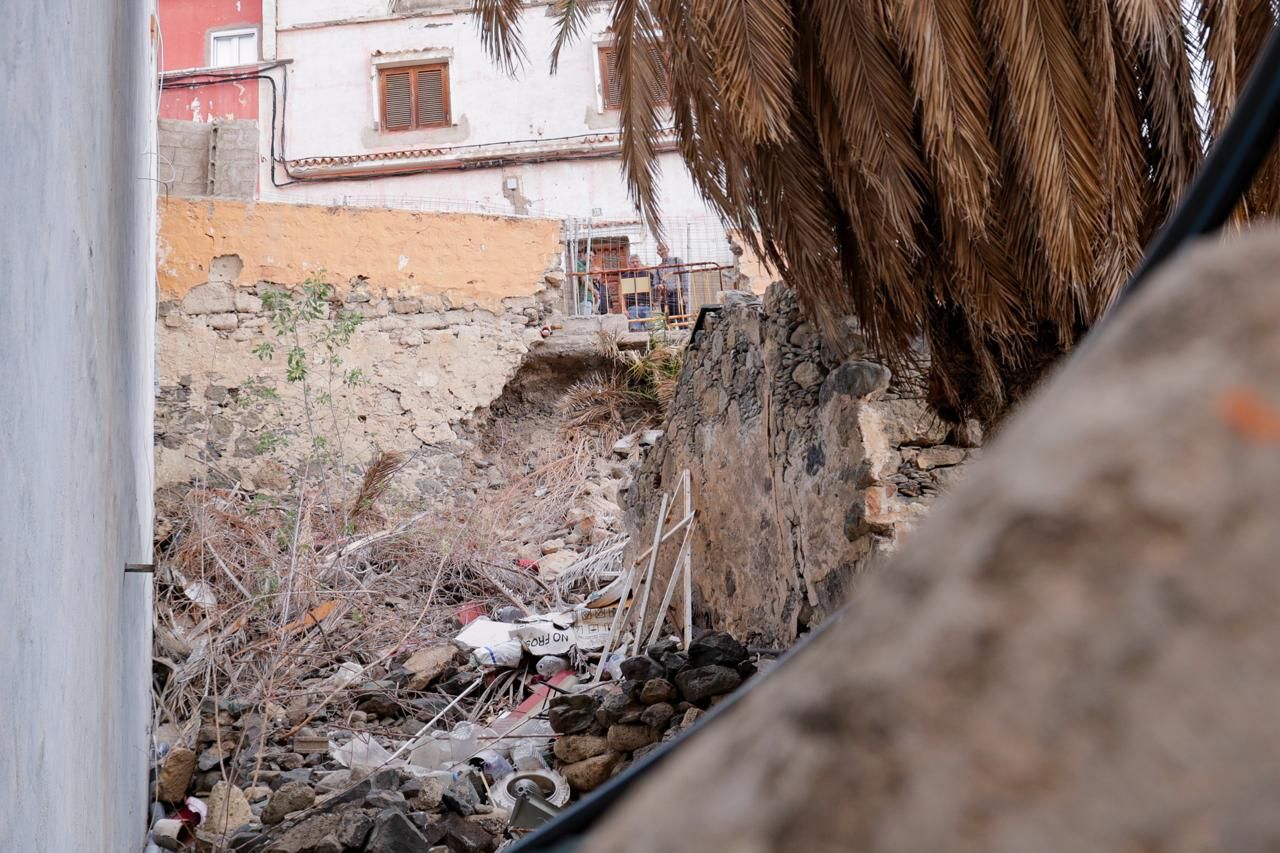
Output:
[
  {"xmin": 158, "ymin": 119, "xmax": 257, "ymax": 199},
  {"xmin": 623, "ymin": 286, "xmax": 978, "ymax": 646},
  {"xmin": 156, "ymin": 274, "xmax": 564, "ymax": 492},
  {"xmin": 155, "ymin": 199, "xmax": 570, "ymax": 492}
]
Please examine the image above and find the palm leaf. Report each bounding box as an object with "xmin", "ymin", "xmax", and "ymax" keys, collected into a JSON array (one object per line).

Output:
[
  {"xmin": 692, "ymin": 0, "xmax": 796, "ymax": 144},
  {"xmin": 611, "ymin": 0, "xmax": 667, "ymax": 228},
  {"xmin": 980, "ymin": 0, "xmax": 1104, "ymax": 296},
  {"xmin": 472, "ymin": 0, "xmax": 527, "ymax": 77},
  {"xmin": 550, "ymin": 0, "xmax": 594, "ymax": 73}
]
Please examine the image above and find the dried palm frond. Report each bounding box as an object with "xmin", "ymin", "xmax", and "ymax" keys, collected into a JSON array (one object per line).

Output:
[
  {"xmin": 1199, "ymin": 0, "xmax": 1279, "ymax": 215},
  {"xmin": 471, "ymin": 0, "xmax": 527, "ymax": 76},
  {"xmin": 550, "ymin": 0, "xmax": 594, "ymax": 72},
  {"xmin": 347, "ymin": 450, "xmax": 405, "ymax": 531},
  {"xmin": 477, "ymin": 0, "xmax": 1269, "ymax": 425}
]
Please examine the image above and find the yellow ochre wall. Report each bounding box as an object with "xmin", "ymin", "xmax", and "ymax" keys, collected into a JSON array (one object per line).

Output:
[{"xmin": 157, "ymin": 198, "xmax": 563, "ymax": 310}]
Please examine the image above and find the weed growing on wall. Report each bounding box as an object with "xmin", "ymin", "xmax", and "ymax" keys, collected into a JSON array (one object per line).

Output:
[{"xmin": 240, "ymin": 274, "xmax": 366, "ymax": 471}]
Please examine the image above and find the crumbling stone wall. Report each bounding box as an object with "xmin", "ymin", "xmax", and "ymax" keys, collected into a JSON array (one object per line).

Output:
[
  {"xmin": 156, "ymin": 276, "xmax": 562, "ymax": 491},
  {"xmin": 624, "ymin": 286, "xmax": 976, "ymax": 646},
  {"xmin": 155, "ymin": 197, "xmax": 571, "ymax": 492}
]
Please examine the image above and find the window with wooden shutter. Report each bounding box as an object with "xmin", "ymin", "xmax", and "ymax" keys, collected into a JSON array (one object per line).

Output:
[
  {"xmin": 379, "ymin": 62, "xmax": 451, "ymax": 131},
  {"xmin": 598, "ymin": 45, "xmax": 669, "ymax": 111}
]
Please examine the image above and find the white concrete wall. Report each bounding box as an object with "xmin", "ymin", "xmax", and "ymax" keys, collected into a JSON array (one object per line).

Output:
[
  {"xmin": 262, "ymin": 1, "xmax": 721, "ymax": 226},
  {"xmin": 0, "ymin": 1, "xmax": 156, "ymax": 850}
]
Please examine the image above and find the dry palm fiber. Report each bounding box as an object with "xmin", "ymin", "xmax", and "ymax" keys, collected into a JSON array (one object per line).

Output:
[{"xmin": 474, "ymin": 0, "xmax": 1279, "ymax": 425}]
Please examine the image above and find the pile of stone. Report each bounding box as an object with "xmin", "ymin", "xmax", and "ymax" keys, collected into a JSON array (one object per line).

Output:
[
  {"xmin": 507, "ymin": 428, "xmax": 658, "ymax": 579},
  {"xmin": 546, "ymin": 631, "xmax": 756, "ymax": 795},
  {"xmin": 888, "ymin": 445, "xmax": 971, "ymax": 499},
  {"xmin": 148, "ymin": 644, "xmax": 502, "ymax": 852},
  {"xmin": 154, "ymin": 762, "xmax": 503, "ymax": 852}
]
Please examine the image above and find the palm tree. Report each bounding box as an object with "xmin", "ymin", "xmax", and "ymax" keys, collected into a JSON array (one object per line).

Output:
[{"xmin": 475, "ymin": 0, "xmax": 1278, "ymax": 426}]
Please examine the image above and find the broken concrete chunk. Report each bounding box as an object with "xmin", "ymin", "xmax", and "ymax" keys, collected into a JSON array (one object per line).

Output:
[
  {"xmin": 204, "ymin": 781, "xmax": 254, "ymax": 836},
  {"xmin": 561, "ymin": 751, "xmax": 622, "ymax": 794},
  {"xmin": 181, "ymin": 281, "xmax": 235, "ymax": 315},
  {"xmin": 262, "ymin": 781, "xmax": 315, "ymax": 826},
  {"xmin": 156, "ymin": 746, "xmax": 197, "ymax": 802},
  {"xmin": 638, "ymin": 429, "xmax": 664, "ymax": 447},
  {"xmin": 401, "ymin": 645, "xmax": 455, "ymax": 691}
]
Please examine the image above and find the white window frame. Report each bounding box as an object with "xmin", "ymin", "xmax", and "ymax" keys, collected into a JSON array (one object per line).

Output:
[
  {"xmin": 591, "ymin": 34, "xmax": 615, "ymax": 115},
  {"xmin": 208, "ymin": 27, "xmax": 260, "ymax": 69}
]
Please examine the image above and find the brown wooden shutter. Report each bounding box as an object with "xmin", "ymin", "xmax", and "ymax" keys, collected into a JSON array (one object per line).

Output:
[
  {"xmin": 382, "ymin": 70, "xmax": 412, "ymax": 130},
  {"xmin": 600, "ymin": 46, "xmax": 622, "ymax": 110},
  {"xmin": 598, "ymin": 45, "xmax": 668, "ymax": 110},
  {"xmin": 415, "ymin": 65, "xmax": 448, "ymax": 128},
  {"xmin": 649, "ymin": 45, "xmax": 670, "ymax": 104}
]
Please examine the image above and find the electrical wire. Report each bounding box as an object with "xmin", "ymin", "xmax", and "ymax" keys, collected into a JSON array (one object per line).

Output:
[{"xmin": 161, "ymin": 62, "xmax": 677, "ymax": 189}]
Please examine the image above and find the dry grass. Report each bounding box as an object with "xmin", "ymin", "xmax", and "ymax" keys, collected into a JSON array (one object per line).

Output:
[
  {"xmin": 150, "ymin": 423, "xmax": 623, "ymax": 756},
  {"xmin": 560, "ymin": 332, "xmax": 685, "ymax": 436}
]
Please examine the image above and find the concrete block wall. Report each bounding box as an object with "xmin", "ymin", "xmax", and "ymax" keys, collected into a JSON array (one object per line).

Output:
[
  {"xmin": 159, "ymin": 118, "xmax": 258, "ymax": 199},
  {"xmin": 0, "ymin": 0, "xmax": 155, "ymax": 850}
]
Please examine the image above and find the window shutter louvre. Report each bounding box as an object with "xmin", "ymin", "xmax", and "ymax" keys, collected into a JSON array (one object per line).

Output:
[
  {"xmin": 382, "ymin": 71, "xmax": 412, "ymax": 130},
  {"xmin": 649, "ymin": 45, "xmax": 670, "ymax": 104},
  {"xmin": 599, "ymin": 45, "xmax": 667, "ymax": 110},
  {"xmin": 602, "ymin": 47, "xmax": 622, "ymax": 110},
  {"xmin": 416, "ymin": 66, "xmax": 447, "ymax": 127}
]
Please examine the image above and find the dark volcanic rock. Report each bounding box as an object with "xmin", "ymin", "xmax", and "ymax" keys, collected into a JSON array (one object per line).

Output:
[
  {"xmin": 365, "ymin": 809, "xmax": 430, "ymax": 853},
  {"xmin": 620, "ymin": 655, "xmax": 666, "ymax": 683},
  {"xmin": 676, "ymin": 665, "xmax": 743, "ymax": 703},
  {"xmin": 547, "ymin": 693, "xmax": 600, "ymax": 734},
  {"xmin": 688, "ymin": 632, "xmax": 748, "ymax": 668}
]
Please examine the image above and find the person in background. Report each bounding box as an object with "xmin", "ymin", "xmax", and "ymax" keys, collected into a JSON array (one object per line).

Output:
[
  {"xmin": 625, "ymin": 254, "xmax": 653, "ymax": 321},
  {"xmin": 656, "ymin": 242, "xmax": 689, "ymax": 317},
  {"xmin": 588, "ymin": 253, "xmax": 609, "ymax": 314}
]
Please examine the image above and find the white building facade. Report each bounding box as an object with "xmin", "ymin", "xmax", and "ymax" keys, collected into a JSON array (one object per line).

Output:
[{"xmin": 256, "ymin": 0, "xmax": 739, "ymax": 275}]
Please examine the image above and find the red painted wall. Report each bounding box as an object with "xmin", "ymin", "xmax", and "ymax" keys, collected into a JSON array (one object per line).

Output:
[{"xmin": 159, "ymin": 0, "xmax": 263, "ymax": 120}]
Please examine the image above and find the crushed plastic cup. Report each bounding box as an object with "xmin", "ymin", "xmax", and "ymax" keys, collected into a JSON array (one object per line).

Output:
[
  {"xmin": 450, "ymin": 721, "xmax": 478, "ymax": 763},
  {"xmin": 408, "ymin": 730, "xmax": 451, "ymax": 771},
  {"xmin": 478, "ymin": 750, "xmax": 515, "ymax": 784},
  {"xmin": 511, "ymin": 739, "xmax": 548, "ymax": 772}
]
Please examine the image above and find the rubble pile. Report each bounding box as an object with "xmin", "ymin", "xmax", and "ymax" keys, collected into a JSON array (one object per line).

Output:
[
  {"xmin": 148, "ymin": 624, "xmax": 760, "ymax": 851},
  {"xmin": 546, "ymin": 631, "xmax": 758, "ymax": 796}
]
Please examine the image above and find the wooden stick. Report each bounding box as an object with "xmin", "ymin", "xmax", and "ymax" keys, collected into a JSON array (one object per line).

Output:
[
  {"xmin": 646, "ymin": 518, "xmax": 695, "ymax": 648},
  {"xmin": 630, "ymin": 491, "xmax": 671, "ymax": 655},
  {"xmin": 630, "ymin": 511, "xmax": 694, "ymax": 562}
]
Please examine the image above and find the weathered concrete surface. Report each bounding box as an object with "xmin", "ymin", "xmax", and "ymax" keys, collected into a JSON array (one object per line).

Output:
[
  {"xmin": 158, "ymin": 119, "xmax": 258, "ymax": 199},
  {"xmin": 625, "ymin": 287, "xmax": 963, "ymax": 646},
  {"xmin": 157, "ymin": 197, "xmax": 563, "ymax": 310},
  {"xmin": 0, "ymin": 1, "xmax": 154, "ymax": 850},
  {"xmin": 588, "ymin": 230, "xmax": 1280, "ymax": 851}
]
